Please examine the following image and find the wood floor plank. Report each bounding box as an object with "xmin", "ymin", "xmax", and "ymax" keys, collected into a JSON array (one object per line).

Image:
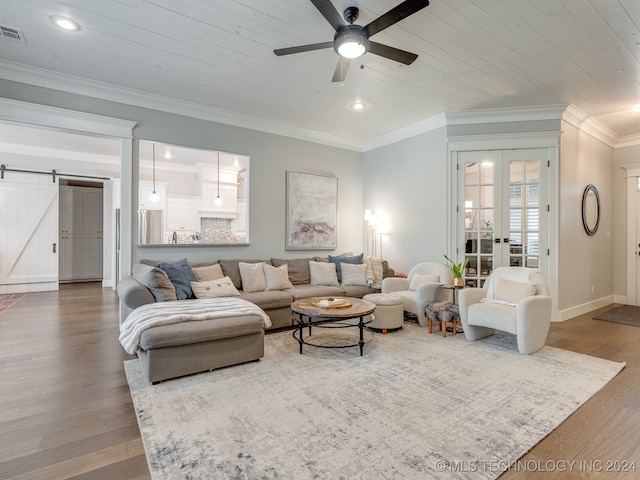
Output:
[{"xmin": 0, "ymin": 282, "xmax": 639, "ymax": 479}]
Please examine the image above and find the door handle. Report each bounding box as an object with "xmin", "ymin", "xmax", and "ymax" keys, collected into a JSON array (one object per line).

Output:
[{"xmin": 52, "ymin": 243, "xmax": 56, "ymax": 253}]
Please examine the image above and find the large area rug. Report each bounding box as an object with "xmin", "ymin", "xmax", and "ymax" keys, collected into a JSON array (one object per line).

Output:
[
  {"xmin": 593, "ymin": 305, "xmax": 640, "ymax": 327},
  {"xmin": 125, "ymin": 324, "xmax": 625, "ymax": 480},
  {"xmin": 0, "ymin": 293, "xmax": 24, "ymax": 316}
]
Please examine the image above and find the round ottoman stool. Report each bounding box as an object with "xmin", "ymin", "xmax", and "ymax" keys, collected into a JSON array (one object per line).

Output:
[{"xmin": 362, "ymin": 293, "xmax": 404, "ymax": 334}]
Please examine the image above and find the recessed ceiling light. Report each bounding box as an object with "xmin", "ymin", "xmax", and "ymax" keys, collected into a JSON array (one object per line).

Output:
[
  {"xmin": 351, "ymin": 102, "xmax": 366, "ymax": 111},
  {"xmin": 51, "ymin": 16, "xmax": 80, "ymax": 32}
]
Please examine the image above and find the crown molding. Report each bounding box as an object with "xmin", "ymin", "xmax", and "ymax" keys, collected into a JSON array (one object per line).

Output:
[
  {"xmin": 362, "ymin": 113, "xmax": 447, "ymax": 151},
  {"xmin": 0, "ymin": 60, "xmax": 364, "ymax": 152},
  {"xmin": 446, "ymin": 104, "xmax": 569, "ymax": 125},
  {"xmin": 562, "ymin": 104, "xmax": 620, "ymax": 147},
  {"xmin": 616, "ymin": 133, "xmax": 640, "ymax": 149}
]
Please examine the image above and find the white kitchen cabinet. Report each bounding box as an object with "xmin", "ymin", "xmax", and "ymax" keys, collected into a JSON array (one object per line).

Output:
[
  {"xmin": 199, "ymin": 183, "xmax": 238, "ymax": 218},
  {"xmin": 166, "ymin": 195, "xmax": 201, "ymax": 231},
  {"xmin": 139, "ymin": 181, "xmax": 166, "ymax": 210}
]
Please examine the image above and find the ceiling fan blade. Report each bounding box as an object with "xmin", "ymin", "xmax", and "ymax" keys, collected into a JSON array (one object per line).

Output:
[
  {"xmin": 368, "ymin": 41, "xmax": 418, "ymax": 65},
  {"xmin": 332, "ymin": 56, "xmax": 351, "ymax": 82},
  {"xmin": 310, "ymin": 0, "xmax": 346, "ymax": 31},
  {"xmin": 365, "ymin": 0, "xmax": 429, "ymax": 37},
  {"xmin": 274, "ymin": 41, "xmax": 334, "ymax": 56}
]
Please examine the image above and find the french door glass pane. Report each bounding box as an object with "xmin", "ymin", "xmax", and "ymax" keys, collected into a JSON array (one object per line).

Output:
[{"xmin": 509, "ymin": 159, "xmax": 540, "ymax": 270}]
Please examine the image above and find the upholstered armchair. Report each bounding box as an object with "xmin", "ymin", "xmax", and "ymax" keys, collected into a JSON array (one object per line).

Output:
[
  {"xmin": 381, "ymin": 262, "xmax": 452, "ymax": 327},
  {"xmin": 458, "ymin": 267, "xmax": 552, "ymax": 354}
]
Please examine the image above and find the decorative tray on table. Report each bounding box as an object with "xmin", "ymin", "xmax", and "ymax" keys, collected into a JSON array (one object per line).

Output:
[{"xmin": 311, "ymin": 297, "xmax": 353, "ymax": 309}]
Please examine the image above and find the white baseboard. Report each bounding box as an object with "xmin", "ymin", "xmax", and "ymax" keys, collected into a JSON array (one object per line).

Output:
[
  {"xmin": 557, "ymin": 295, "xmax": 615, "ymax": 322},
  {"xmin": 613, "ymin": 294, "xmax": 628, "ymax": 305},
  {"xmin": 0, "ymin": 282, "xmax": 59, "ymax": 294}
]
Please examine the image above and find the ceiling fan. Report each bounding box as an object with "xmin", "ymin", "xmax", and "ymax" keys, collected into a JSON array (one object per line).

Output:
[{"xmin": 274, "ymin": 0, "xmax": 430, "ymax": 82}]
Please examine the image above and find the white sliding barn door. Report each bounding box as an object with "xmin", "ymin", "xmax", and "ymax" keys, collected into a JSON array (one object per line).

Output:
[{"xmin": 0, "ymin": 174, "xmax": 59, "ymax": 293}]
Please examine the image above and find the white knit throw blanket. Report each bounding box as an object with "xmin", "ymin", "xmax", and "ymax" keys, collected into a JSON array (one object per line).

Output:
[{"xmin": 119, "ymin": 297, "xmax": 272, "ymax": 354}]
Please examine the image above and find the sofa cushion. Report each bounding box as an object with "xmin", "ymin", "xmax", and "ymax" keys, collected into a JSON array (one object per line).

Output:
[
  {"xmin": 271, "ymin": 257, "xmax": 314, "ymax": 285},
  {"xmin": 139, "ymin": 313, "xmax": 265, "ymax": 350},
  {"xmin": 191, "ymin": 263, "xmax": 224, "ymax": 282},
  {"xmin": 155, "ymin": 258, "xmax": 197, "ymax": 300},
  {"xmin": 286, "ymin": 284, "xmax": 344, "ymax": 300},
  {"xmin": 329, "ymin": 253, "xmax": 364, "ymax": 282},
  {"xmin": 341, "ymin": 285, "xmax": 379, "ymax": 298},
  {"xmin": 340, "ymin": 263, "xmax": 369, "ymax": 286},
  {"xmin": 218, "ymin": 259, "xmax": 268, "ymax": 289},
  {"xmin": 132, "ymin": 263, "xmax": 177, "ymax": 302},
  {"xmin": 310, "ymin": 260, "xmax": 339, "ymax": 286},
  {"xmin": 190, "ymin": 277, "xmax": 240, "ymax": 299},
  {"xmin": 263, "ymin": 263, "xmax": 294, "ymax": 291},
  {"xmin": 238, "ymin": 290, "xmax": 294, "ymax": 310},
  {"xmin": 239, "ymin": 262, "xmax": 266, "ymax": 293}
]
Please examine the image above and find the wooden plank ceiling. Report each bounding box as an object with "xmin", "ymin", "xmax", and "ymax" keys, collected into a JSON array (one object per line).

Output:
[{"xmin": 0, "ymin": 0, "xmax": 639, "ymax": 145}]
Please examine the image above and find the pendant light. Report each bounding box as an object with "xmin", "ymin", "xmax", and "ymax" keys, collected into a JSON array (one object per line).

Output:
[
  {"xmin": 214, "ymin": 152, "xmax": 223, "ymax": 206},
  {"xmin": 150, "ymin": 143, "xmax": 160, "ymax": 203}
]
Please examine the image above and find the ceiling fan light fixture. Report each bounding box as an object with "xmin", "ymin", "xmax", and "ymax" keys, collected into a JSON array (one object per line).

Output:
[
  {"xmin": 351, "ymin": 102, "xmax": 366, "ymax": 110},
  {"xmin": 334, "ymin": 26, "xmax": 369, "ymax": 59}
]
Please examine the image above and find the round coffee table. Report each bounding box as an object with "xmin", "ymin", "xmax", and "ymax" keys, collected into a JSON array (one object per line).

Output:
[{"xmin": 291, "ymin": 297, "xmax": 376, "ymax": 356}]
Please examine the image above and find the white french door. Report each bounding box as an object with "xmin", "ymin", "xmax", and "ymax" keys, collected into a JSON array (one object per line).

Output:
[{"xmin": 458, "ymin": 149, "xmax": 549, "ymax": 287}]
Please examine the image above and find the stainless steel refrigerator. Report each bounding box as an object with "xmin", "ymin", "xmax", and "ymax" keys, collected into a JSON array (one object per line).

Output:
[{"xmin": 139, "ymin": 209, "xmax": 164, "ymax": 244}]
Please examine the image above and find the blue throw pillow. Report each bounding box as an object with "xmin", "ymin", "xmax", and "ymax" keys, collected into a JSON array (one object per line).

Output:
[
  {"xmin": 328, "ymin": 253, "xmax": 364, "ymax": 283},
  {"xmin": 156, "ymin": 258, "xmax": 197, "ymax": 300}
]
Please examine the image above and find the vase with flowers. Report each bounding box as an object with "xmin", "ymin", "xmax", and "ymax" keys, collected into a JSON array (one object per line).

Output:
[{"xmin": 444, "ymin": 254, "xmax": 469, "ymax": 287}]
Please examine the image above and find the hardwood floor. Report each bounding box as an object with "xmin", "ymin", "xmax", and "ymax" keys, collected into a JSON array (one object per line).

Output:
[{"xmin": 0, "ymin": 283, "xmax": 639, "ymax": 479}]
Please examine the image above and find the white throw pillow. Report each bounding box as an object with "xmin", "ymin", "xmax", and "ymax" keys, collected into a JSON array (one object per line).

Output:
[
  {"xmin": 309, "ymin": 260, "xmax": 339, "ymax": 286},
  {"xmin": 493, "ymin": 278, "xmax": 536, "ymax": 305},
  {"xmin": 239, "ymin": 262, "xmax": 266, "ymax": 293},
  {"xmin": 191, "ymin": 263, "xmax": 224, "ymax": 282},
  {"xmin": 340, "ymin": 263, "xmax": 369, "ymax": 286},
  {"xmin": 190, "ymin": 277, "xmax": 240, "ymax": 298},
  {"xmin": 263, "ymin": 263, "xmax": 294, "ymax": 291},
  {"xmin": 409, "ymin": 273, "xmax": 440, "ymax": 291}
]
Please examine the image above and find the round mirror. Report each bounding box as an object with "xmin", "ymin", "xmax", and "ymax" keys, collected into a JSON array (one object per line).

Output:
[{"xmin": 582, "ymin": 184, "xmax": 600, "ymax": 236}]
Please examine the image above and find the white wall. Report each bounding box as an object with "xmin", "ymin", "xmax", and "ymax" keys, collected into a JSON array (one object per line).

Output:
[
  {"xmin": 558, "ymin": 121, "xmax": 614, "ymax": 314},
  {"xmin": 363, "ymin": 127, "xmax": 449, "ymax": 274},
  {"xmin": 0, "ymin": 80, "xmax": 365, "ymax": 273}
]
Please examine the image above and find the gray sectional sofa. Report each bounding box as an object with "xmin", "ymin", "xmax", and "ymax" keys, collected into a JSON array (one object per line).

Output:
[
  {"xmin": 117, "ymin": 255, "xmax": 393, "ymax": 383},
  {"xmin": 118, "ymin": 256, "xmax": 393, "ymax": 329}
]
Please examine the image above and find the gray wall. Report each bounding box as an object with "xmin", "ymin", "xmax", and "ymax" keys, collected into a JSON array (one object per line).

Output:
[
  {"xmin": 363, "ymin": 127, "xmax": 449, "ymax": 274},
  {"xmin": 0, "ymin": 80, "xmax": 364, "ymax": 273},
  {"xmin": 558, "ymin": 121, "xmax": 614, "ymax": 310}
]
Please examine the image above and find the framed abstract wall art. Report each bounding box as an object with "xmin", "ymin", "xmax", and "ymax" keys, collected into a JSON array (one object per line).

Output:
[{"xmin": 286, "ymin": 171, "xmax": 337, "ymax": 250}]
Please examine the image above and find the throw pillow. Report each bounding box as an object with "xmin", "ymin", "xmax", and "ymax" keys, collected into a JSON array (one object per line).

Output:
[
  {"xmin": 155, "ymin": 258, "xmax": 198, "ymax": 300},
  {"xmin": 493, "ymin": 278, "xmax": 536, "ymax": 305},
  {"xmin": 309, "ymin": 260, "xmax": 339, "ymax": 286},
  {"xmin": 239, "ymin": 262, "xmax": 266, "ymax": 293},
  {"xmin": 409, "ymin": 273, "xmax": 441, "ymax": 291},
  {"xmin": 191, "ymin": 263, "xmax": 224, "ymax": 282},
  {"xmin": 340, "ymin": 263, "xmax": 369, "ymax": 286},
  {"xmin": 263, "ymin": 263, "xmax": 294, "ymax": 291},
  {"xmin": 190, "ymin": 277, "xmax": 240, "ymax": 298},
  {"xmin": 218, "ymin": 259, "xmax": 267, "ymax": 289},
  {"xmin": 328, "ymin": 253, "xmax": 364, "ymax": 282},
  {"xmin": 131, "ymin": 263, "xmax": 177, "ymax": 302},
  {"xmin": 271, "ymin": 257, "xmax": 314, "ymax": 285}
]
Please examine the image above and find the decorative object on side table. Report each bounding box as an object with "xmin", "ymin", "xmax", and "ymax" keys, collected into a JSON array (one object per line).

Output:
[{"xmin": 444, "ymin": 254, "xmax": 469, "ymax": 287}]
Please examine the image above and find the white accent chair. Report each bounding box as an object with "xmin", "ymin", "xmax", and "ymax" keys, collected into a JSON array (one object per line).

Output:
[
  {"xmin": 458, "ymin": 267, "xmax": 552, "ymax": 354},
  {"xmin": 381, "ymin": 262, "xmax": 452, "ymax": 327}
]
